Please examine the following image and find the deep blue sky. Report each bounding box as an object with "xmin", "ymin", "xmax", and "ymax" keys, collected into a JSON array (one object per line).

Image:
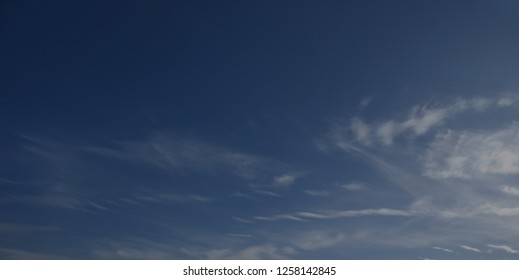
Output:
[{"xmin": 2, "ymin": 0, "xmax": 519, "ymax": 259}]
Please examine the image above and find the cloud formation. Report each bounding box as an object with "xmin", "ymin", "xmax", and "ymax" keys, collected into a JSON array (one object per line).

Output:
[
  {"xmin": 329, "ymin": 96, "xmax": 519, "ymax": 149},
  {"xmin": 340, "ymin": 182, "xmax": 366, "ymax": 191},
  {"xmin": 433, "ymin": 246, "xmax": 454, "ymax": 253},
  {"xmin": 255, "ymin": 208, "xmax": 411, "ymax": 222},
  {"xmin": 487, "ymin": 244, "xmax": 519, "ymax": 254},
  {"xmin": 459, "ymin": 245, "xmax": 481, "ymax": 253},
  {"xmin": 425, "ymin": 124, "xmax": 519, "ymax": 179}
]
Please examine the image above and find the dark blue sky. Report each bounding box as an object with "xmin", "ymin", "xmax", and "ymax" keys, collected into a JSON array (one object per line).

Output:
[{"xmin": 2, "ymin": 0, "xmax": 519, "ymax": 259}]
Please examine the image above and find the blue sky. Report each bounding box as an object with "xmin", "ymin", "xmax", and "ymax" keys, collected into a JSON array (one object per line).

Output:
[{"xmin": 2, "ymin": 0, "xmax": 519, "ymax": 259}]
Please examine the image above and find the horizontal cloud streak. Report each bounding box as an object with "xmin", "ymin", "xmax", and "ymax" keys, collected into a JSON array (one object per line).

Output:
[
  {"xmin": 487, "ymin": 244, "xmax": 519, "ymax": 254},
  {"xmin": 255, "ymin": 208, "xmax": 412, "ymax": 222},
  {"xmin": 460, "ymin": 245, "xmax": 480, "ymax": 253}
]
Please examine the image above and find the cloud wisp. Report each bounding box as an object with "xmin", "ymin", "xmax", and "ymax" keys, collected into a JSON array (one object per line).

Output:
[
  {"xmin": 328, "ymin": 95, "xmax": 519, "ymax": 149},
  {"xmin": 254, "ymin": 208, "xmax": 412, "ymax": 222},
  {"xmin": 459, "ymin": 245, "xmax": 481, "ymax": 253},
  {"xmin": 487, "ymin": 244, "xmax": 519, "ymax": 254}
]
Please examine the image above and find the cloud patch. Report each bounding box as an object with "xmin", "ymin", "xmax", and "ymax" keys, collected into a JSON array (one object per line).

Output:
[
  {"xmin": 255, "ymin": 208, "xmax": 411, "ymax": 222},
  {"xmin": 487, "ymin": 244, "xmax": 519, "ymax": 254},
  {"xmin": 328, "ymin": 96, "xmax": 519, "ymax": 148},
  {"xmin": 433, "ymin": 246, "xmax": 454, "ymax": 253},
  {"xmin": 425, "ymin": 124, "xmax": 519, "ymax": 179},
  {"xmin": 459, "ymin": 245, "xmax": 481, "ymax": 253}
]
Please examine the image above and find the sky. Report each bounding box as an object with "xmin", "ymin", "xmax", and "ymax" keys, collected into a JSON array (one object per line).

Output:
[{"xmin": 1, "ymin": 0, "xmax": 519, "ymax": 259}]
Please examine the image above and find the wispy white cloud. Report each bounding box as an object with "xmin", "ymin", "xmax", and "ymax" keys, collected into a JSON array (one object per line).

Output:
[
  {"xmin": 424, "ymin": 124, "xmax": 519, "ymax": 179},
  {"xmin": 204, "ymin": 244, "xmax": 294, "ymax": 259},
  {"xmin": 317, "ymin": 94, "xmax": 519, "ymax": 256},
  {"xmin": 93, "ymin": 237, "xmax": 179, "ymax": 259},
  {"xmin": 290, "ymin": 231, "xmax": 346, "ymax": 250},
  {"xmin": 254, "ymin": 190, "xmax": 281, "ymax": 197},
  {"xmin": 460, "ymin": 245, "xmax": 481, "ymax": 253},
  {"xmin": 497, "ymin": 95, "xmax": 519, "ymax": 107},
  {"xmin": 304, "ymin": 190, "xmax": 331, "ymax": 196},
  {"xmin": 328, "ymin": 95, "xmax": 519, "ymax": 148},
  {"xmin": 297, "ymin": 208, "xmax": 412, "ymax": 219},
  {"xmin": 350, "ymin": 118, "xmax": 372, "ymax": 145},
  {"xmin": 90, "ymin": 134, "xmax": 295, "ymax": 184},
  {"xmin": 376, "ymin": 120, "xmax": 401, "ymax": 146},
  {"xmin": 272, "ymin": 174, "xmax": 296, "ymax": 187},
  {"xmin": 95, "ymin": 248, "xmax": 172, "ymax": 259},
  {"xmin": 500, "ymin": 185, "xmax": 519, "ymax": 196},
  {"xmin": 254, "ymin": 214, "xmax": 306, "ymax": 222},
  {"xmin": 232, "ymin": 217, "xmax": 254, "ymax": 224},
  {"xmin": 359, "ymin": 97, "xmax": 372, "ymax": 109},
  {"xmin": 433, "ymin": 246, "xmax": 454, "ymax": 253},
  {"xmin": 134, "ymin": 193, "xmax": 213, "ymax": 204},
  {"xmin": 232, "ymin": 192, "xmax": 253, "ymax": 199},
  {"xmin": 226, "ymin": 233, "xmax": 253, "ymax": 238},
  {"xmin": 487, "ymin": 244, "xmax": 519, "ymax": 254},
  {"xmin": 340, "ymin": 182, "xmax": 366, "ymax": 191},
  {"xmin": 255, "ymin": 208, "xmax": 411, "ymax": 222}
]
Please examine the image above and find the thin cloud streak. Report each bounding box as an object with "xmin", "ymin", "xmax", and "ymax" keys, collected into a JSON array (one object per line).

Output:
[
  {"xmin": 460, "ymin": 245, "xmax": 481, "ymax": 253},
  {"xmin": 487, "ymin": 244, "xmax": 519, "ymax": 254},
  {"xmin": 433, "ymin": 246, "xmax": 454, "ymax": 253},
  {"xmin": 255, "ymin": 208, "xmax": 412, "ymax": 222}
]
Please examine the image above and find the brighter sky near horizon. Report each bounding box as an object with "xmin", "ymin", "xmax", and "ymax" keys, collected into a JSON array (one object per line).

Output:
[{"xmin": 2, "ymin": 0, "xmax": 519, "ymax": 259}]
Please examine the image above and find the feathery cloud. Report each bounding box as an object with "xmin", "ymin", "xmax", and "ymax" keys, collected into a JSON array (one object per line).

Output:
[
  {"xmin": 500, "ymin": 185, "xmax": 519, "ymax": 196},
  {"xmin": 433, "ymin": 246, "xmax": 454, "ymax": 253},
  {"xmin": 459, "ymin": 245, "xmax": 481, "ymax": 253},
  {"xmin": 424, "ymin": 124, "xmax": 519, "ymax": 179},
  {"xmin": 291, "ymin": 231, "xmax": 346, "ymax": 250},
  {"xmin": 304, "ymin": 190, "xmax": 331, "ymax": 196},
  {"xmin": 340, "ymin": 182, "xmax": 366, "ymax": 191},
  {"xmin": 273, "ymin": 174, "xmax": 296, "ymax": 187},
  {"xmin": 255, "ymin": 208, "xmax": 411, "ymax": 222},
  {"xmin": 328, "ymin": 95, "xmax": 519, "ymax": 148},
  {"xmin": 487, "ymin": 244, "xmax": 519, "ymax": 254}
]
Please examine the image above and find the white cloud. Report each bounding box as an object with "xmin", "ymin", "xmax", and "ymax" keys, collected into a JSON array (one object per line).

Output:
[
  {"xmin": 459, "ymin": 245, "xmax": 481, "ymax": 253},
  {"xmin": 500, "ymin": 185, "xmax": 519, "ymax": 196},
  {"xmin": 425, "ymin": 124, "xmax": 519, "ymax": 179},
  {"xmin": 95, "ymin": 248, "xmax": 171, "ymax": 259},
  {"xmin": 92, "ymin": 134, "xmax": 292, "ymax": 182},
  {"xmin": 403, "ymin": 106, "xmax": 451, "ymax": 136},
  {"xmin": 487, "ymin": 244, "xmax": 519, "ymax": 254},
  {"xmin": 226, "ymin": 233, "xmax": 253, "ymax": 238},
  {"xmin": 483, "ymin": 206, "xmax": 519, "ymax": 216},
  {"xmin": 359, "ymin": 97, "xmax": 372, "ymax": 109},
  {"xmin": 433, "ymin": 246, "xmax": 454, "ymax": 253},
  {"xmin": 340, "ymin": 182, "xmax": 366, "ymax": 191},
  {"xmin": 350, "ymin": 118, "xmax": 372, "ymax": 145},
  {"xmin": 134, "ymin": 193, "xmax": 213, "ymax": 204},
  {"xmin": 470, "ymin": 97, "xmax": 493, "ymax": 111},
  {"xmin": 232, "ymin": 217, "xmax": 254, "ymax": 223},
  {"xmin": 291, "ymin": 231, "xmax": 346, "ymax": 250},
  {"xmin": 497, "ymin": 95, "xmax": 519, "ymax": 107},
  {"xmin": 328, "ymin": 95, "xmax": 519, "ymax": 148},
  {"xmin": 254, "ymin": 214, "xmax": 306, "ymax": 222},
  {"xmin": 273, "ymin": 174, "xmax": 296, "ymax": 187},
  {"xmin": 254, "ymin": 190, "xmax": 281, "ymax": 197},
  {"xmin": 256, "ymin": 208, "xmax": 411, "ymax": 222},
  {"xmin": 205, "ymin": 244, "xmax": 293, "ymax": 260},
  {"xmin": 304, "ymin": 190, "xmax": 331, "ymax": 196},
  {"xmin": 376, "ymin": 121, "xmax": 400, "ymax": 146}
]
